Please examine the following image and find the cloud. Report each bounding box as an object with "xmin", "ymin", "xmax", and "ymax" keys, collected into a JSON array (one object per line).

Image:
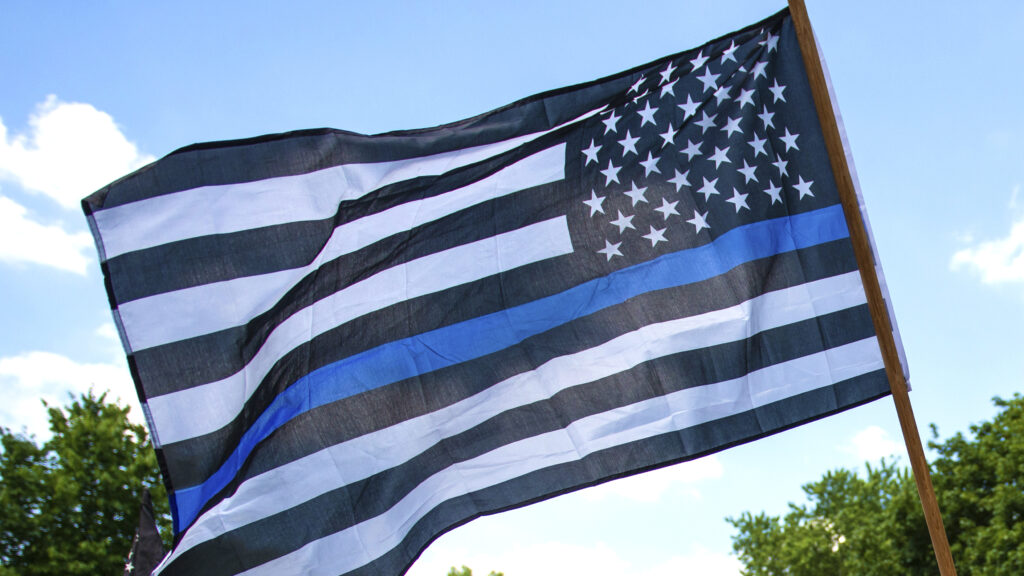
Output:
[
  {"xmin": 0, "ymin": 349, "xmax": 139, "ymax": 440},
  {"xmin": 407, "ymin": 540, "xmax": 741, "ymax": 576},
  {"xmin": 845, "ymin": 425, "xmax": 904, "ymax": 463},
  {"xmin": 95, "ymin": 321, "xmax": 120, "ymax": 342},
  {"xmin": 950, "ymin": 217, "xmax": 1024, "ymax": 285},
  {"xmin": 580, "ymin": 455, "xmax": 724, "ymax": 503},
  {"xmin": 0, "ymin": 95, "xmax": 153, "ymax": 209},
  {"xmin": 0, "ymin": 194, "xmax": 93, "ymax": 274}
]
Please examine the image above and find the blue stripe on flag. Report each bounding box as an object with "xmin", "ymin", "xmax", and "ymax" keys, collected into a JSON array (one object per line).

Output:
[{"xmin": 172, "ymin": 203, "xmax": 850, "ymax": 531}]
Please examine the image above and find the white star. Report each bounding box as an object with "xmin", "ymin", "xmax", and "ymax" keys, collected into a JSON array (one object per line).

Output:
[
  {"xmin": 583, "ymin": 190, "xmax": 606, "ymax": 216},
  {"xmin": 726, "ymin": 187, "xmax": 750, "ymax": 212},
  {"xmin": 722, "ymin": 116, "xmax": 743, "ymax": 138},
  {"xmin": 637, "ymin": 101, "xmax": 658, "ymax": 127},
  {"xmin": 751, "ymin": 60, "xmax": 768, "ymax": 80},
  {"xmin": 654, "ymin": 197, "xmax": 680, "ymax": 219},
  {"xmin": 680, "ymin": 139, "xmax": 702, "ymax": 161},
  {"xmin": 763, "ymin": 31, "xmax": 779, "ymax": 53},
  {"xmin": 660, "ymin": 61, "xmax": 677, "ymax": 84},
  {"xmin": 631, "ymin": 90, "xmax": 649, "ymax": 105},
  {"xmin": 736, "ymin": 88, "xmax": 755, "ymax": 109},
  {"xmin": 748, "ymin": 132, "xmax": 768, "ymax": 157},
  {"xmin": 709, "ymin": 146, "xmax": 731, "ymax": 169},
  {"xmin": 601, "ymin": 159, "xmax": 622, "ymax": 185},
  {"xmin": 624, "ymin": 182, "xmax": 649, "ymax": 206},
  {"xmin": 678, "ymin": 94, "xmax": 700, "ymax": 120},
  {"xmin": 772, "ymin": 154, "xmax": 789, "ymax": 177},
  {"xmin": 598, "ymin": 238, "xmax": 623, "ymax": 260},
  {"xmin": 668, "ymin": 168, "xmax": 691, "ymax": 191},
  {"xmin": 643, "ymin": 225, "xmax": 668, "ymax": 247},
  {"xmin": 778, "ymin": 128, "xmax": 800, "ymax": 152},
  {"xmin": 628, "ymin": 77, "xmax": 646, "ymax": 94},
  {"xmin": 640, "ymin": 151, "xmax": 662, "ymax": 176},
  {"xmin": 581, "ymin": 139, "xmax": 601, "ymax": 165},
  {"xmin": 721, "ymin": 40, "xmax": 739, "ymax": 64},
  {"xmin": 713, "ymin": 84, "xmax": 732, "ymax": 105},
  {"xmin": 610, "ymin": 210, "xmax": 636, "ymax": 233},
  {"xmin": 758, "ymin": 104, "xmax": 775, "ymax": 130},
  {"xmin": 695, "ymin": 111, "xmax": 717, "ymax": 134},
  {"xmin": 688, "ymin": 209, "xmax": 710, "ymax": 233},
  {"xmin": 697, "ymin": 176, "xmax": 720, "ymax": 201},
  {"xmin": 602, "ymin": 110, "xmax": 622, "ymax": 135},
  {"xmin": 618, "ymin": 130, "xmax": 640, "ymax": 157},
  {"xmin": 763, "ymin": 180, "xmax": 783, "ymax": 204},
  {"xmin": 690, "ymin": 49, "xmax": 709, "ymax": 71},
  {"xmin": 769, "ymin": 80, "xmax": 787, "ymax": 103},
  {"xmin": 738, "ymin": 159, "xmax": 758, "ymax": 183},
  {"xmin": 659, "ymin": 124, "xmax": 677, "ymax": 147},
  {"xmin": 660, "ymin": 78, "xmax": 678, "ymax": 98},
  {"xmin": 696, "ymin": 67, "xmax": 720, "ymax": 93},
  {"xmin": 793, "ymin": 176, "xmax": 815, "ymax": 199}
]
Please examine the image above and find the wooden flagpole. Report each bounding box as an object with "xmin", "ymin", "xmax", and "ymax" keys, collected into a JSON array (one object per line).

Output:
[{"xmin": 786, "ymin": 1, "xmax": 957, "ymax": 574}]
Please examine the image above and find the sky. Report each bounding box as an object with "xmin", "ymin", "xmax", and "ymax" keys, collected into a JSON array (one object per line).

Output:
[{"xmin": 2, "ymin": 1, "xmax": 1023, "ymax": 574}]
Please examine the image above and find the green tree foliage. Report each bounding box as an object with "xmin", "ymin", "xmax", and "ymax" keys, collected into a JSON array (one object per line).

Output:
[
  {"xmin": 0, "ymin": 391, "xmax": 170, "ymax": 575},
  {"xmin": 728, "ymin": 461, "xmax": 931, "ymax": 575},
  {"xmin": 932, "ymin": 395, "xmax": 1024, "ymax": 574},
  {"xmin": 447, "ymin": 565, "xmax": 504, "ymax": 576},
  {"xmin": 729, "ymin": 394, "xmax": 1024, "ymax": 575}
]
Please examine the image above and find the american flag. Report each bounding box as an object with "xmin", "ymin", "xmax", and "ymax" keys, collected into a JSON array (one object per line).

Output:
[{"xmin": 84, "ymin": 8, "xmax": 901, "ymax": 576}]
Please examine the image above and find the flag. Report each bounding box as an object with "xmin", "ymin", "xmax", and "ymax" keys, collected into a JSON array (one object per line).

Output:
[
  {"xmin": 83, "ymin": 8, "xmax": 904, "ymax": 576},
  {"xmin": 123, "ymin": 489, "xmax": 164, "ymax": 576}
]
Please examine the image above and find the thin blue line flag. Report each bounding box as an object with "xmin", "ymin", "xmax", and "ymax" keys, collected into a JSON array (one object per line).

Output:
[{"xmin": 83, "ymin": 8, "xmax": 905, "ymax": 576}]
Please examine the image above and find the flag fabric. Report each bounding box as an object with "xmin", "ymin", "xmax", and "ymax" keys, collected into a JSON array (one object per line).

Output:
[
  {"xmin": 123, "ymin": 489, "xmax": 164, "ymax": 576},
  {"xmin": 84, "ymin": 8, "xmax": 904, "ymax": 576}
]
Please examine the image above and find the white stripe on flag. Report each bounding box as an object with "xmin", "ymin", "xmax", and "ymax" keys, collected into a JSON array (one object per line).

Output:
[
  {"xmin": 146, "ymin": 216, "xmax": 575, "ymax": 445},
  {"xmin": 158, "ymin": 271, "xmax": 873, "ymax": 566},
  {"xmin": 116, "ymin": 145, "xmax": 566, "ymax": 352},
  {"xmin": 94, "ymin": 108, "xmax": 600, "ymax": 259},
  {"xmin": 218, "ymin": 337, "xmax": 884, "ymax": 576}
]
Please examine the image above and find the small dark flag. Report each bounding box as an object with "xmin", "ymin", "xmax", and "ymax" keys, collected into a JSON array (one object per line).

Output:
[
  {"xmin": 123, "ymin": 489, "xmax": 164, "ymax": 576},
  {"xmin": 86, "ymin": 6, "xmax": 905, "ymax": 576}
]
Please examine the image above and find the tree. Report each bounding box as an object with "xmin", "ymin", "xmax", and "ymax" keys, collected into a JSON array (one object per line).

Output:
[
  {"xmin": 728, "ymin": 460, "xmax": 931, "ymax": 575},
  {"xmin": 0, "ymin": 391, "xmax": 170, "ymax": 575},
  {"xmin": 931, "ymin": 395, "xmax": 1024, "ymax": 575},
  {"xmin": 729, "ymin": 394, "xmax": 1024, "ymax": 575}
]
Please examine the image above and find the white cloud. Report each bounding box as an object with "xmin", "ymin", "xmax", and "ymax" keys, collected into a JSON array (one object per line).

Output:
[
  {"xmin": 950, "ymin": 217, "xmax": 1024, "ymax": 285},
  {"xmin": 95, "ymin": 321, "xmax": 120, "ymax": 342},
  {"xmin": 580, "ymin": 455, "xmax": 724, "ymax": 503},
  {"xmin": 0, "ymin": 349, "xmax": 139, "ymax": 440},
  {"xmin": 408, "ymin": 540, "xmax": 740, "ymax": 576},
  {"xmin": 0, "ymin": 194, "xmax": 93, "ymax": 274},
  {"xmin": 0, "ymin": 95, "xmax": 153, "ymax": 209},
  {"xmin": 845, "ymin": 425, "xmax": 904, "ymax": 463}
]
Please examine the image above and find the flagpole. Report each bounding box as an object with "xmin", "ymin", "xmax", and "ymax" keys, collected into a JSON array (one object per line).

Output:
[{"xmin": 785, "ymin": 0, "xmax": 957, "ymax": 574}]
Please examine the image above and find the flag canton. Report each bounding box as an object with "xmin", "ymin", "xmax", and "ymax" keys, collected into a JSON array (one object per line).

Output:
[{"xmin": 567, "ymin": 17, "xmax": 840, "ymax": 267}]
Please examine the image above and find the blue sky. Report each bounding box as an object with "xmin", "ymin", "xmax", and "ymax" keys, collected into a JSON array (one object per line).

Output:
[{"xmin": 2, "ymin": 1, "xmax": 1023, "ymax": 574}]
